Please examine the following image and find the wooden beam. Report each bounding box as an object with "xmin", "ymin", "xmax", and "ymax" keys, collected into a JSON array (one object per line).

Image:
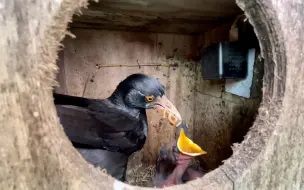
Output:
[
  {"xmin": 70, "ymin": 10, "xmax": 236, "ymax": 34},
  {"xmin": 69, "ymin": 0, "xmax": 242, "ymax": 34}
]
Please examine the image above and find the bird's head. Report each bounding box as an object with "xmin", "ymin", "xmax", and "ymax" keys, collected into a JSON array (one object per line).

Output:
[{"xmin": 111, "ymin": 73, "xmax": 182, "ymax": 126}]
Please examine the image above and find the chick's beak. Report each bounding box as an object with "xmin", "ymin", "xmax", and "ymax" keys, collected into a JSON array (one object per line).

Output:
[
  {"xmin": 151, "ymin": 95, "xmax": 182, "ymax": 127},
  {"xmin": 177, "ymin": 128, "xmax": 207, "ymax": 157}
]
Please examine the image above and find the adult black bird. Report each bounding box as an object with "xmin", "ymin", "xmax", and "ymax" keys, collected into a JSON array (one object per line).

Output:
[{"xmin": 54, "ymin": 73, "xmax": 182, "ymax": 181}]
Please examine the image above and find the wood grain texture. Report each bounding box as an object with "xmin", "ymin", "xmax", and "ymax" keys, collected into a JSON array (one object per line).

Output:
[
  {"xmin": 70, "ymin": 0, "xmax": 242, "ymax": 34},
  {"xmin": 0, "ymin": 0, "xmax": 115, "ymax": 189},
  {"xmin": 0, "ymin": 0, "xmax": 303, "ymax": 189},
  {"xmin": 56, "ymin": 28, "xmax": 198, "ymax": 165},
  {"xmin": 56, "ymin": 26, "xmax": 261, "ymax": 170},
  {"xmin": 193, "ymin": 23, "xmax": 262, "ymax": 171},
  {"xmin": 194, "ymin": 92, "xmax": 260, "ymax": 170},
  {"xmin": 220, "ymin": 0, "xmax": 304, "ymax": 189}
]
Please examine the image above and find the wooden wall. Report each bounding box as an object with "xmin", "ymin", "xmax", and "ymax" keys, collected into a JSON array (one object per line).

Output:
[
  {"xmin": 71, "ymin": 0, "xmax": 242, "ymax": 34},
  {"xmin": 55, "ymin": 28, "xmax": 199, "ymax": 165},
  {"xmin": 193, "ymin": 24, "xmax": 263, "ymax": 170},
  {"xmin": 55, "ymin": 24, "xmax": 262, "ymax": 171}
]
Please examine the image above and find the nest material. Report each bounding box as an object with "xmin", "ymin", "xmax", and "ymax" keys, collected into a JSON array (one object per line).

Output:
[
  {"xmin": 125, "ymin": 164, "xmax": 156, "ymax": 187},
  {"xmin": 125, "ymin": 158, "xmax": 205, "ymax": 187}
]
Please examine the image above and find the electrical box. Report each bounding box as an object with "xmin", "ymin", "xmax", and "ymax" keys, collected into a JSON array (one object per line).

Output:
[{"xmin": 200, "ymin": 41, "xmax": 248, "ymax": 80}]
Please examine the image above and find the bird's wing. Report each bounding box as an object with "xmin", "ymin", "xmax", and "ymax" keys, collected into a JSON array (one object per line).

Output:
[
  {"xmin": 56, "ymin": 105, "xmax": 108, "ymax": 146},
  {"xmin": 76, "ymin": 147, "xmax": 128, "ymax": 181},
  {"xmin": 56, "ymin": 105, "xmax": 145, "ymax": 154},
  {"xmin": 88, "ymin": 100, "xmax": 148, "ymax": 141},
  {"xmin": 54, "ymin": 92, "xmax": 147, "ymax": 136},
  {"xmin": 87, "ymin": 100, "xmax": 143, "ymax": 132}
]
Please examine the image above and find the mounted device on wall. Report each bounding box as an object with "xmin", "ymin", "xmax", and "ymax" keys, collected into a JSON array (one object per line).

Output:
[
  {"xmin": 200, "ymin": 14, "xmax": 259, "ymax": 98},
  {"xmin": 200, "ymin": 41, "xmax": 249, "ymax": 80}
]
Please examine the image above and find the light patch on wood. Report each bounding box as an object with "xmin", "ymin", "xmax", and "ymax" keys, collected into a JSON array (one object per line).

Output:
[{"xmin": 225, "ymin": 48, "xmax": 256, "ymax": 98}]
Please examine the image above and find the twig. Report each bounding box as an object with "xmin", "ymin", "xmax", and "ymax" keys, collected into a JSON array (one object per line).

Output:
[{"xmin": 98, "ymin": 63, "xmax": 175, "ymax": 68}]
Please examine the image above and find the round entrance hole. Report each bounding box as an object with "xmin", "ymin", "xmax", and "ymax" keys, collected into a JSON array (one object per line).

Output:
[
  {"xmin": 54, "ymin": 0, "xmax": 264, "ymax": 188},
  {"xmin": 2, "ymin": 0, "xmax": 298, "ymax": 188}
]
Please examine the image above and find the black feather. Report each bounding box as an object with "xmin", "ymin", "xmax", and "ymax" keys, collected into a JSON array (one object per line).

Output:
[
  {"xmin": 54, "ymin": 73, "xmax": 165, "ymax": 181},
  {"xmin": 77, "ymin": 148, "xmax": 128, "ymax": 181},
  {"xmin": 53, "ymin": 93, "xmax": 91, "ymax": 107},
  {"xmin": 112, "ymin": 73, "xmax": 165, "ymax": 98}
]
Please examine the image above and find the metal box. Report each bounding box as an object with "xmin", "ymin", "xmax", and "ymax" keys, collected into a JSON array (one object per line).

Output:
[{"xmin": 200, "ymin": 41, "xmax": 248, "ymax": 80}]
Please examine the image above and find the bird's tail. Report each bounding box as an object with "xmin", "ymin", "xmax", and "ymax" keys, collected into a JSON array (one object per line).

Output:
[{"xmin": 53, "ymin": 93, "xmax": 91, "ymax": 107}]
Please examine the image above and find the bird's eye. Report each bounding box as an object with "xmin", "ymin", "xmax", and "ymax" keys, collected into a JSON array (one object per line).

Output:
[{"xmin": 145, "ymin": 96, "xmax": 154, "ymax": 102}]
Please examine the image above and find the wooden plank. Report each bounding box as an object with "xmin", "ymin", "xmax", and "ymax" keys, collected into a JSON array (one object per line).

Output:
[
  {"xmin": 193, "ymin": 21, "xmax": 263, "ymax": 172},
  {"xmin": 59, "ymin": 24, "xmax": 262, "ymax": 174},
  {"xmin": 193, "ymin": 92, "xmax": 260, "ymax": 170},
  {"xmin": 91, "ymin": 0, "xmax": 241, "ymax": 14},
  {"xmin": 69, "ymin": 0, "xmax": 242, "ymax": 34},
  {"xmin": 59, "ymin": 28, "xmax": 198, "ymax": 165},
  {"xmin": 0, "ymin": 0, "xmax": 114, "ymax": 189}
]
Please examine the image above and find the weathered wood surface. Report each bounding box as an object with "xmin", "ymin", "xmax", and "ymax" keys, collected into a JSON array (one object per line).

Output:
[
  {"xmin": 55, "ymin": 28, "xmax": 198, "ymax": 165},
  {"xmin": 193, "ymin": 22, "xmax": 262, "ymax": 171},
  {"xmin": 70, "ymin": 0, "xmax": 242, "ymax": 34},
  {"xmin": 222, "ymin": 0, "xmax": 304, "ymax": 189},
  {"xmin": 0, "ymin": 0, "xmax": 112, "ymax": 189},
  {"xmin": 0, "ymin": 0, "xmax": 303, "ymax": 190},
  {"xmin": 55, "ymin": 26, "xmax": 261, "ymax": 170}
]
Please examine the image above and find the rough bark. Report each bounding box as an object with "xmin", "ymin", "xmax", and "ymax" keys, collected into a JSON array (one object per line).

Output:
[
  {"xmin": 0, "ymin": 0, "xmax": 113, "ymax": 189},
  {"xmin": 0, "ymin": 0, "xmax": 303, "ymax": 190}
]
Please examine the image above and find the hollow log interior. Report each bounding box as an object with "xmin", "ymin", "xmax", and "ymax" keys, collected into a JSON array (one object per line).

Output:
[{"xmin": 55, "ymin": 0, "xmax": 263, "ymax": 187}]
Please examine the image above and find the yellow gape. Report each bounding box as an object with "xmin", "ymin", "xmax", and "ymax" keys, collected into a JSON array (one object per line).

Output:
[{"xmin": 177, "ymin": 128, "xmax": 207, "ymax": 156}]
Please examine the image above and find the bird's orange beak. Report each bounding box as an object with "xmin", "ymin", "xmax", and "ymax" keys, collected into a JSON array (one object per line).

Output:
[
  {"xmin": 152, "ymin": 95, "xmax": 182, "ymax": 127},
  {"xmin": 177, "ymin": 128, "xmax": 207, "ymax": 156}
]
